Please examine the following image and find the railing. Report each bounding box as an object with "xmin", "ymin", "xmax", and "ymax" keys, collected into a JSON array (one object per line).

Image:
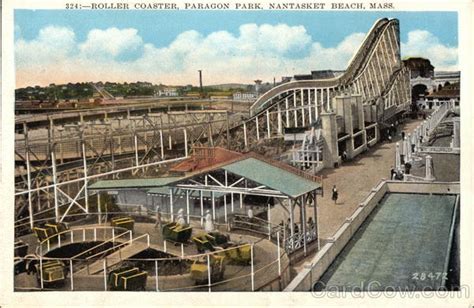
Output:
[
  {"xmin": 36, "ymin": 225, "xmax": 129, "ymax": 256},
  {"xmin": 70, "ymin": 229, "xmax": 133, "ymax": 260},
  {"xmin": 403, "ymin": 174, "xmax": 428, "ymax": 182},
  {"xmin": 16, "ymin": 234, "xmax": 288, "ymax": 292},
  {"xmin": 230, "ymin": 214, "xmax": 282, "ymax": 237},
  {"xmin": 81, "ymin": 233, "xmax": 151, "ymax": 275},
  {"xmin": 284, "ymin": 227, "xmax": 317, "ymax": 254},
  {"xmin": 85, "ymin": 233, "xmax": 150, "ymax": 261},
  {"xmin": 418, "ymin": 146, "xmax": 460, "ymax": 154}
]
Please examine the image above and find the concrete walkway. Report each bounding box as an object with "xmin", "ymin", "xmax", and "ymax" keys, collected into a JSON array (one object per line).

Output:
[{"xmin": 316, "ymin": 118, "xmax": 422, "ymax": 240}]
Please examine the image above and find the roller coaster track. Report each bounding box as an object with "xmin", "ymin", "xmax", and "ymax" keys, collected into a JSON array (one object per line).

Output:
[
  {"xmin": 205, "ymin": 18, "xmax": 410, "ymax": 154},
  {"xmin": 206, "ymin": 18, "xmax": 410, "ymax": 153},
  {"xmin": 249, "ymin": 18, "xmax": 407, "ymax": 116}
]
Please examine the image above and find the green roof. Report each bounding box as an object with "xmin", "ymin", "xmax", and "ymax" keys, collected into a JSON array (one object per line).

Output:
[
  {"xmin": 89, "ymin": 177, "xmax": 181, "ymax": 190},
  {"xmin": 222, "ymin": 157, "xmax": 321, "ymax": 198}
]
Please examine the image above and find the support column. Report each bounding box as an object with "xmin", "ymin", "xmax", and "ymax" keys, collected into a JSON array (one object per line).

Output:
[
  {"xmin": 97, "ymin": 193, "xmax": 101, "ymax": 224},
  {"xmin": 183, "ymin": 129, "xmax": 188, "ymax": 157},
  {"xmin": 169, "ymin": 188, "xmax": 174, "ymax": 221},
  {"xmin": 277, "ymin": 104, "xmax": 282, "ymax": 135},
  {"xmin": 266, "ymin": 109, "xmax": 271, "ymax": 138},
  {"xmin": 301, "ymin": 89, "xmax": 305, "ymax": 126},
  {"xmin": 293, "ymin": 91, "xmax": 298, "ymax": 127},
  {"xmin": 289, "ymin": 200, "xmax": 294, "ymax": 251},
  {"xmin": 320, "ymin": 112, "xmax": 338, "ymax": 168},
  {"xmin": 425, "ymin": 155, "xmax": 435, "ymax": 181},
  {"xmin": 255, "ymin": 116, "xmax": 260, "ymax": 140},
  {"xmin": 212, "ymin": 191, "xmax": 216, "ymax": 220},
  {"xmin": 308, "ymin": 89, "xmax": 313, "ymax": 124},
  {"xmin": 301, "ymin": 196, "xmax": 307, "ymax": 256},
  {"xmin": 159, "ymin": 130, "xmax": 164, "ymax": 158},
  {"xmin": 314, "ymin": 190, "xmax": 320, "ymax": 251},
  {"xmin": 200, "ymin": 190, "xmax": 204, "ymax": 226},
  {"xmin": 453, "ymin": 120, "xmax": 460, "ymax": 148},
  {"xmin": 186, "ymin": 190, "xmax": 190, "ymax": 223},
  {"xmin": 82, "ymin": 142, "xmax": 89, "ymax": 213},
  {"xmin": 26, "ymin": 148, "xmax": 34, "ymax": 229},
  {"xmin": 243, "ymin": 122, "xmax": 248, "ymax": 147},
  {"xmin": 314, "ymin": 89, "xmax": 319, "ymax": 119},
  {"xmin": 224, "ymin": 195, "xmax": 228, "ymax": 223},
  {"xmin": 395, "ymin": 142, "xmax": 401, "ymax": 171},
  {"xmin": 326, "ymin": 88, "xmax": 330, "ymax": 111},
  {"xmin": 231, "ymin": 193, "xmax": 234, "ymax": 212},
  {"xmin": 406, "ymin": 134, "xmax": 412, "ymax": 162},
  {"xmin": 51, "ymin": 150, "xmax": 59, "ymax": 223},
  {"xmin": 134, "ymin": 134, "xmax": 139, "ymax": 168}
]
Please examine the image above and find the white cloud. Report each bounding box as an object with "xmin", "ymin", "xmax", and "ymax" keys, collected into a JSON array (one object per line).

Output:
[
  {"xmin": 15, "ymin": 24, "xmax": 458, "ymax": 88},
  {"xmin": 15, "ymin": 26, "xmax": 76, "ymax": 68},
  {"xmin": 401, "ymin": 30, "xmax": 458, "ymax": 71},
  {"xmin": 79, "ymin": 27, "xmax": 143, "ymax": 60}
]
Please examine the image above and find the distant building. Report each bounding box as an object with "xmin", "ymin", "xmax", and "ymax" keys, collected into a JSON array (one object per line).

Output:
[
  {"xmin": 233, "ymin": 92, "xmax": 257, "ymax": 101},
  {"xmin": 159, "ymin": 87, "xmax": 178, "ymax": 97},
  {"xmin": 403, "ymin": 57, "xmax": 460, "ymax": 108},
  {"xmin": 423, "ymin": 82, "xmax": 460, "ymax": 109}
]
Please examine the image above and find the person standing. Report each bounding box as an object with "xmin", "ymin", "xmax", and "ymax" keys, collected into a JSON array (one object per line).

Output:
[
  {"xmin": 342, "ymin": 150, "xmax": 348, "ymax": 162},
  {"xmin": 390, "ymin": 166, "xmax": 396, "ymax": 180},
  {"xmin": 404, "ymin": 162, "xmax": 412, "ymax": 175},
  {"xmin": 176, "ymin": 208, "xmax": 186, "ymax": 227},
  {"xmin": 154, "ymin": 206, "xmax": 162, "ymax": 229},
  {"xmin": 204, "ymin": 209, "xmax": 214, "ymax": 233},
  {"xmin": 331, "ymin": 185, "xmax": 338, "ymax": 204},
  {"xmin": 247, "ymin": 207, "xmax": 254, "ymax": 220}
]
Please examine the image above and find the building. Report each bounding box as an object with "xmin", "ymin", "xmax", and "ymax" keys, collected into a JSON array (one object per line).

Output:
[
  {"xmin": 404, "ymin": 57, "xmax": 460, "ymax": 108},
  {"xmin": 233, "ymin": 92, "xmax": 257, "ymax": 101},
  {"xmin": 424, "ymin": 82, "xmax": 460, "ymax": 109},
  {"xmin": 159, "ymin": 87, "xmax": 179, "ymax": 97}
]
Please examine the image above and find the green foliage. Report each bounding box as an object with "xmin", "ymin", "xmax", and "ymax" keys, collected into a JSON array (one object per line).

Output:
[{"xmin": 15, "ymin": 82, "xmax": 94, "ymax": 101}]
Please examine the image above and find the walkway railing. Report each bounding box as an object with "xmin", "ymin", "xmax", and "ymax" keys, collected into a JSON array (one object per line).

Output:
[
  {"xmin": 16, "ymin": 228, "xmax": 288, "ymax": 292},
  {"xmin": 36, "ymin": 225, "xmax": 130, "ymax": 256},
  {"xmin": 230, "ymin": 214, "xmax": 282, "ymax": 237},
  {"xmin": 284, "ymin": 227, "xmax": 317, "ymax": 254},
  {"xmin": 394, "ymin": 101, "xmax": 458, "ymax": 179}
]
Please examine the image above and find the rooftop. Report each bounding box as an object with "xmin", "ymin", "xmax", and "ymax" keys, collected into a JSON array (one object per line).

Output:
[
  {"xmin": 89, "ymin": 149, "xmax": 322, "ymax": 199},
  {"xmin": 222, "ymin": 157, "xmax": 321, "ymax": 198}
]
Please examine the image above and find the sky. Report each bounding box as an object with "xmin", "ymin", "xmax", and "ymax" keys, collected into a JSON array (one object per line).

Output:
[{"xmin": 14, "ymin": 10, "xmax": 458, "ymax": 88}]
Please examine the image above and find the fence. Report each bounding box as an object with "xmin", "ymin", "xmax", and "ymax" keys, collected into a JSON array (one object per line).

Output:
[{"xmin": 15, "ymin": 218, "xmax": 290, "ymax": 292}]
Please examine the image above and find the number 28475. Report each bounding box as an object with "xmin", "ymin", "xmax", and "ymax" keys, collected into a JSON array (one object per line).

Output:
[{"xmin": 412, "ymin": 272, "xmax": 448, "ymax": 280}]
